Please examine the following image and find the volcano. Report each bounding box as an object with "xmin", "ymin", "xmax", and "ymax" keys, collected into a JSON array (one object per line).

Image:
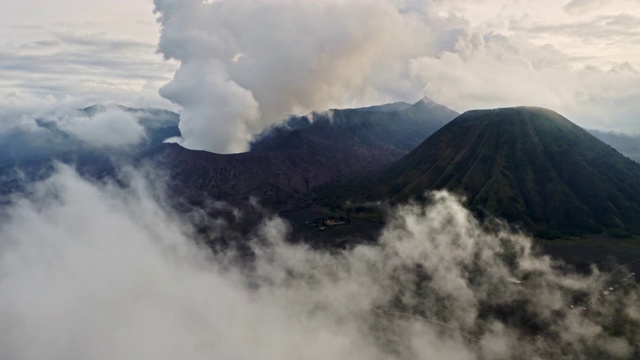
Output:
[
  {"xmin": 323, "ymin": 107, "xmax": 640, "ymax": 238},
  {"xmin": 143, "ymin": 98, "xmax": 458, "ymax": 210}
]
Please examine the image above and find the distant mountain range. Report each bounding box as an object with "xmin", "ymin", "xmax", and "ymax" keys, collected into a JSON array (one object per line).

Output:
[
  {"xmin": 588, "ymin": 130, "xmax": 640, "ymax": 163},
  {"xmin": 1, "ymin": 100, "xmax": 640, "ymax": 239}
]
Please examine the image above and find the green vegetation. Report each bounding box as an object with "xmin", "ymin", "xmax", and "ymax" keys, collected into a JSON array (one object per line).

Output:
[{"xmin": 319, "ymin": 107, "xmax": 640, "ymax": 239}]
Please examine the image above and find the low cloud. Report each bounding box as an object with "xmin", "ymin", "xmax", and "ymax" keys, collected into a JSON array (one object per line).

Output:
[
  {"xmin": 42, "ymin": 107, "xmax": 147, "ymax": 148},
  {"xmin": 0, "ymin": 165, "xmax": 637, "ymax": 359}
]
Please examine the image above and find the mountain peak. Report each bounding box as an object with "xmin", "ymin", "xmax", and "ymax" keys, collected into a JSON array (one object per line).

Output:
[
  {"xmin": 453, "ymin": 107, "xmax": 581, "ymax": 133},
  {"xmin": 322, "ymin": 107, "xmax": 640, "ymax": 238},
  {"xmin": 461, "ymin": 106, "xmax": 557, "ymax": 117}
]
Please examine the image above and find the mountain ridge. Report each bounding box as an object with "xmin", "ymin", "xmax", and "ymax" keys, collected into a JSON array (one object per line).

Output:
[
  {"xmin": 143, "ymin": 98, "xmax": 459, "ymax": 210},
  {"xmin": 319, "ymin": 106, "xmax": 640, "ymax": 237}
]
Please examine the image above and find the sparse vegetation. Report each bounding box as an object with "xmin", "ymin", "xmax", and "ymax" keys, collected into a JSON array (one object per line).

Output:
[{"xmin": 318, "ymin": 107, "xmax": 640, "ymax": 239}]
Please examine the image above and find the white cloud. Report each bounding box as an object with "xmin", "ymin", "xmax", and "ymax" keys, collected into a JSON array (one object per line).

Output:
[
  {"xmin": 0, "ymin": 166, "xmax": 637, "ymax": 359},
  {"xmin": 417, "ymin": 1, "xmax": 640, "ymax": 122},
  {"xmin": 58, "ymin": 108, "xmax": 145, "ymax": 147},
  {"xmin": 45, "ymin": 107, "xmax": 147, "ymax": 148},
  {"xmin": 0, "ymin": 0, "xmax": 178, "ymax": 132},
  {"xmin": 158, "ymin": 60, "xmax": 261, "ymax": 153}
]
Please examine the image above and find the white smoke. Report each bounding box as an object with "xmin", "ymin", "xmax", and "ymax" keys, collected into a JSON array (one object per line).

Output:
[
  {"xmin": 0, "ymin": 165, "xmax": 638, "ymax": 359},
  {"xmin": 154, "ymin": 0, "xmax": 433, "ymax": 153}
]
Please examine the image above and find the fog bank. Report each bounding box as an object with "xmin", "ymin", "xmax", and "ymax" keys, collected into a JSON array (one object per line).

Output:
[{"xmin": 0, "ymin": 166, "xmax": 638, "ymax": 359}]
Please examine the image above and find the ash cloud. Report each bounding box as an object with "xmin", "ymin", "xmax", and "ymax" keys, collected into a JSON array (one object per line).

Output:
[{"xmin": 0, "ymin": 166, "xmax": 638, "ymax": 359}]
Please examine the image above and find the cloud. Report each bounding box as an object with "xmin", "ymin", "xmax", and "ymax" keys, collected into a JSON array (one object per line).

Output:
[
  {"xmin": 564, "ymin": 0, "xmax": 609, "ymax": 13},
  {"xmin": 0, "ymin": 32, "xmax": 176, "ymax": 105},
  {"xmin": 41, "ymin": 107, "xmax": 147, "ymax": 149},
  {"xmin": 0, "ymin": 1, "xmax": 178, "ymax": 130},
  {"xmin": 406, "ymin": 31, "xmax": 640, "ymax": 131},
  {"xmin": 0, "ymin": 165, "xmax": 637, "ymax": 359}
]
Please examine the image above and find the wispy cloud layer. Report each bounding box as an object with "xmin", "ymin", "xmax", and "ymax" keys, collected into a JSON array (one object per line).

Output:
[
  {"xmin": 42, "ymin": 107, "xmax": 147, "ymax": 149},
  {"xmin": 0, "ymin": 166, "xmax": 637, "ymax": 359},
  {"xmin": 0, "ymin": 0, "xmax": 177, "ymax": 130}
]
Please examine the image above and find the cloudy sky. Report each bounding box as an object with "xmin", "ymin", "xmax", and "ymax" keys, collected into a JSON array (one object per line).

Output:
[{"xmin": 1, "ymin": 0, "xmax": 639, "ymax": 152}]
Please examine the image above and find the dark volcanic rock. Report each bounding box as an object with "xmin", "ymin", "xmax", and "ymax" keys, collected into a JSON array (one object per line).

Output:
[
  {"xmin": 321, "ymin": 107, "xmax": 640, "ymax": 237},
  {"xmin": 145, "ymin": 98, "xmax": 458, "ymax": 210}
]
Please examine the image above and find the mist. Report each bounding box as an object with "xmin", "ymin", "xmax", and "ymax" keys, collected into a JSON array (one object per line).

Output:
[
  {"xmin": 0, "ymin": 165, "xmax": 638, "ymax": 359},
  {"xmin": 44, "ymin": 107, "xmax": 147, "ymax": 149}
]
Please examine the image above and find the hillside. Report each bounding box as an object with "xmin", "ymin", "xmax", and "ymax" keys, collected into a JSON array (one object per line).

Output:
[
  {"xmin": 321, "ymin": 107, "xmax": 640, "ymax": 238},
  {"xmin": 250, "ymin": 97, "xmax": 458, "ymax": 170},
  {"xmin": 146, "ymin": 98, "xmax": 458, "ymax": 210}
]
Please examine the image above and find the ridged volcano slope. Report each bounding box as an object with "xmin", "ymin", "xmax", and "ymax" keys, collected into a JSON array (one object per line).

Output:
[
  {"xmin": 250, "ymin": 97, "xmax": 457, "ymax": 170},
  {"xmin": 141, "ymin": 99, "xmax": 458, "ymax": 211},
  {"xmin": 323, "ymin": 107, "xmax": 640, "ymax": 237}
]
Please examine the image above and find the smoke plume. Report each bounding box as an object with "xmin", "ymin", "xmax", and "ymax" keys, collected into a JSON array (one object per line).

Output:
[
  {"xmin": 153, "ymin": 0, "xmax": 433, "ymax": 153},
  {"xmin": 0, "ymin": 165, "xmax": 638, "ymax": 359}
]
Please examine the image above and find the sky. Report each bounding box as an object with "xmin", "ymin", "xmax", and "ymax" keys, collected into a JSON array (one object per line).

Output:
[{"xmin": 1, "ymin": 0, "xmax": 639, "ymax": 152}]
